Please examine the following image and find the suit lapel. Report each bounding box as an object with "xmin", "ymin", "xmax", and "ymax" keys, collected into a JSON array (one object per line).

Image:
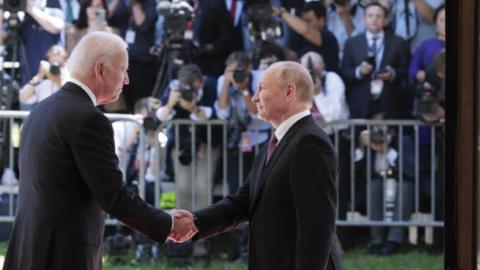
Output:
[
  {"xmin": 249, "ymin": 116, "xmax": 312, "ymax": 214},
  {"xmin": 359, "ymin": 33, "xmax": 369, "ymax": 65},
  {"xmin": 380, "ymin": 33, "xmax": 391, "ymax": 69}
]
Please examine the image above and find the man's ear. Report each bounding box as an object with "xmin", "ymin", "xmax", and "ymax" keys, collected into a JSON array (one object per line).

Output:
[
  {"xmin": 285, "ymin": 83, "xmax": 296, "ymax": 101},
  {"xmin": 94, "ymin": 62, "xmax": 105, "ymax": 81}
]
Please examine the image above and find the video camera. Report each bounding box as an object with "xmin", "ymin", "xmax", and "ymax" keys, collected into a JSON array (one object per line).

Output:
[
  {"xmin": 156, "ymin": 0, "xmax": 195, "ymax": 49},
  {"xmin": 245, "ymin": 0, "xmax": 282, "ymax": 45},
  {"xmin": 370, "ymin": 126, "xmax": 390, "ymax": 145},
  {"xmin": 3, "ymin": 0, "xmax": 26, "ymax": 13}
]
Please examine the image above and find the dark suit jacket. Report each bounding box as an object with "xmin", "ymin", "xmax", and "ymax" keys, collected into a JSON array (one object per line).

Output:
[
  {"xmin": 193, "ymin": 0, "xmax": 243, "ymax": 77},
  {"xmin": 3, "ymin": 82, "xmax": 172, "ymax": 270},
  {"xmin": 341, "ymin": 32, "xmax": 411, "ymax": 119},
  {"xmin": 194, "ymin": 115, "xmax": 340, "ymax": 270}
]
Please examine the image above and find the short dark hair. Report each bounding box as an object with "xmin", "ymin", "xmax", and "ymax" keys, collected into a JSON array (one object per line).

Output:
[
  {"xmin": 433, "ymin": 4, "xmax": 445, "ymax": 23},
  {"xmin": 259, "ymin": 41, "xmax": 286, "ymax": 61},
  {"xmin": 177, "ymin": 64, "xmax": 203, "ymax": 85},
  {"xmin": 225, "ymin": 51, "xmax": 251, "ymax": 66},
  {"xmin": 364, "ymin": 2, "xmax": 388, "ymax": 18},
  {"xmin": 301, "ymin": 1, "xmax": 327, "ymax": 18}
]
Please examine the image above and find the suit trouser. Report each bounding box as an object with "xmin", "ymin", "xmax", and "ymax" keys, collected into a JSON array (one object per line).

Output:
[
  {"xmin": 172, "ymin": 146, "xmax": 219, "ymax": 210},
  {"xmin": 369, "ymin": 178, "xmax": 414, "ymax": 244}
]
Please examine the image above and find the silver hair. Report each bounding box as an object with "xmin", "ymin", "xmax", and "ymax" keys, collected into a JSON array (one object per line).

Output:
[
  {"xmin": 67, "ymin": 31, "xmax": 127, "ymax": 78},
  {"xmin": 271, "ymin": 61, "xmax": 314, "ymax": 104}
]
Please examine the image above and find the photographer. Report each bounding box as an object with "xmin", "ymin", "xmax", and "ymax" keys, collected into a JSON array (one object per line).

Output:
[
  {"xmin": 414, "ymin": 49, "xmax": 444, "ymax": 254},
  {"xmin": 272, "ymin": 1, "xmax": 339, "ymax": 71},
  {"xmin": 0, "ymin": 0, "xmax": 66, "ymax": 85},
  {"xmin": 156, "ymin": 64, "xmax": 218, "ymax": 211},
  {"xmin": 19, "ymin": 45, "xmax": 69, "ymax": 108},
  {"xmin": 355, "ymin": 127, "xmax": 415, "ymax": 255},
  {"xmin": 215, "ymin": 51, "xmax": 270, "ymax": 194}
]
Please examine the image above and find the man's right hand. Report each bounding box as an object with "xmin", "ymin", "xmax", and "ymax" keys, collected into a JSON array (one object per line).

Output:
[{"xmin": 168, "ymin": 209, "xmax": 198, "ymax": 243}]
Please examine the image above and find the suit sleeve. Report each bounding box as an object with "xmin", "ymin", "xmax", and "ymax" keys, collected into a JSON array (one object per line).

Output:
[
  {"xmin": 71, "ymin": 112, "xmax": 172, "ymax": 243},
  {"xmin": 290, "ymin": 135, "xmax": 337, "ymax": 270},
  {"xmin": 341, "ymin": 38, "xmax": 363, "ymax": 84},
  {"xmin": 193, "ymin": 175, "xmax": 250, "ymax": 240}
]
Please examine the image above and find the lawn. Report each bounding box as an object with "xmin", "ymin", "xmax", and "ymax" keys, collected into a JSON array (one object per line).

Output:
[{"xmin": 0, "ymin": 242, "xmax": 443, "ymax": 270}]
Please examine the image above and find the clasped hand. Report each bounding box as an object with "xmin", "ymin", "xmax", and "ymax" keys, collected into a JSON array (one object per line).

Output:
[{"xmin": 168, "ymin": 209, "xmax": 198, "ymax": 243}]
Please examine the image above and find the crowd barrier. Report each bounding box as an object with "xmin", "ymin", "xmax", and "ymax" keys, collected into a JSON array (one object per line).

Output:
[{"xmin": 0, "ymin": 111, "xmax": 444, "ymax": 238}]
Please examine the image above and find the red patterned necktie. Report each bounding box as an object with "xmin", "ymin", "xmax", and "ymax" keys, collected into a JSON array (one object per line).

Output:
[
  {"xmin": 229, "ymin": 0, "xmax": 237, "ymax": 23},
  {"xmin": 266, "ymin": 134, "xmax": 278, "ymax": 162}
]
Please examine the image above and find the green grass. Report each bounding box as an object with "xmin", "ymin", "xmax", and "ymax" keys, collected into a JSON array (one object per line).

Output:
[{"xmin": 0, "ymin": 242, "xmax": 443, "ymax": 269}]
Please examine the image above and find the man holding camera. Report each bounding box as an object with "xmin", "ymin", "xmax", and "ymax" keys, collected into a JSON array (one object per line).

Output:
[
  {"xmin": 341, "ymin": 2, "xmax": 410, "ymax": 120},
  {"xmin": 215, "ymin": 51, "xmax": 271, "ymax": 194},
  {"xmin": 354, "ymin": 127, "xmax": 415, "ymax": 255},
  {"xmin": 157, "ymin": 64, "xmax": 218, "ymax": 211},
  {"xmin": 19, "ymin": 45, "xmax": 69, "ymax": 109}
]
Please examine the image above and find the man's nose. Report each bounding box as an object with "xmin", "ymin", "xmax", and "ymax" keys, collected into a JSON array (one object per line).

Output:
[{"xmin": 124, "ymin": 72, "xmax": 130, "ymax": 85}]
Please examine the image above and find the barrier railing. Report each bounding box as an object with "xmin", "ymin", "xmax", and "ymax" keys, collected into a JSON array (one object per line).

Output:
[{"xmin": 0, "ymin": 111, "xmax": 444, "ymax": 234}]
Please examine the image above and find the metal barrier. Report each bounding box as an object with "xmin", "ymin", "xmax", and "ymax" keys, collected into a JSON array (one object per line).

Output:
[{"xmin": 0, "ymin": 111, "xmax": 445, "ymax": 234}]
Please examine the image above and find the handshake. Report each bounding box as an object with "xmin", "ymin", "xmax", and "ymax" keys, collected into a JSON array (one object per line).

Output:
[{"xmin": 169, "ymin": 209, "xmax": 198, "ymax": 243}]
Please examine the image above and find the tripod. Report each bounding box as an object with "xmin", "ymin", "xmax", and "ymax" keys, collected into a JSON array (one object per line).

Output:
[{"xmin": 150, "ymin": 39, "xmax": 196, "ymax": 99}]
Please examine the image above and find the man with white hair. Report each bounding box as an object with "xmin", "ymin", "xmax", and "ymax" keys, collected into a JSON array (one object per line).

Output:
[
  {"xmin": 171, "ymin": 61, "xmax": 342, "ymax": 270},
  {"xmin": 3, "ymin": 32, "xmax": 195, "ymax": 270}
]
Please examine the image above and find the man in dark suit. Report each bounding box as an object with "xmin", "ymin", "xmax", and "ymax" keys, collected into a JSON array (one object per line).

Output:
[
  {"xmin": 193, "ymin": 0, "xmax": 244, "ymax": 77},
  {"xmin": 341, "ymin": 2, "xmax": 411, "ymax": 119},
  {"xmin": 3, "ymin": 32, "xmax": 195, "ymax": 270},
  {"xmin": 172, "ymin": 61, "xmax": 341, "ymax": 270}
]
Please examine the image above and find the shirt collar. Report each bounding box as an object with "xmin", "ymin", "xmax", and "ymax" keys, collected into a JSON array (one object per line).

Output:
[
  {"xmin": 366, "ymin": 30, "xmax": 384, "ymax": 42},
  {"xmin": 68, "ymin": 77, "xmax": 97, "ymax": 106},
  {"xmin": 274, "ymin": 110, "xmax": 310, "ymax": 143}
]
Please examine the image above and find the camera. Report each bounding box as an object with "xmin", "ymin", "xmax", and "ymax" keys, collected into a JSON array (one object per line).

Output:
[
  {"xmin": 415, "ymin": 83, "xmax": 439, "ymax": 115},
  {"xmin": 233, "ymin": 67, "xmax": 247, "ymax": 84},
  {"xmin": 48, "ymin": 62, "xmax": 61, "ymax": 76},
  {"xmin": 177, "ymin": 83, "xmax": 196, "ymax": 102},
  {"xmin": 370, "ymin": 126, "xmax": 389, "ymax": 145},
  {"xmin": 245, "ymin": 0, "xmax": 282, "ymax": 44},
  {"xmin": 156, "ymin": 0, "xmax": 194, "ymax": 48},
  {"xmin": 3, "ymin": 0, "xmax": 26, "ymax": 13},
  {"xmin": 365, "ymin": 55, "xmax": 376, "ymax": 67},
  {"xmin": 105, "ymin": 228, "xmax": 132, "ymax": 265}
]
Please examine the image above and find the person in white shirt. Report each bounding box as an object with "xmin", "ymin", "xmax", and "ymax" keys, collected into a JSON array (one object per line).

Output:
[
  {"xmin": 19, "ymin": 45, "xmax": 70, "ymax": 109},
  {"xmin": 300, "ymin": 51, "xmax": 350, "ymax": 135}
]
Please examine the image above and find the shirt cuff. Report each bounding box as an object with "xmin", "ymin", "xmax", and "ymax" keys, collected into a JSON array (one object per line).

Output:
[{"xmin": 355, "ymin": 66, "xmax": 363, "ymax": 80}]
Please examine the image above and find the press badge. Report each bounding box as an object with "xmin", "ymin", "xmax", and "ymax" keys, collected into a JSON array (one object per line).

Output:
[
  {"xmin": 370, "ymin": 79, "xmax": 384, "ymax": 96},
  {"xmin": 125, "ymin": 29, "xmax": 136, "ymax": 44}
]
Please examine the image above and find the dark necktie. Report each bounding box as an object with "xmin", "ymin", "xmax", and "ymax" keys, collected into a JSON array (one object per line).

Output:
[
  {"xmin": 370, "ymin": 36, "xmax": 378, "ymax": 56},
  {"xmin": 266, "ymin": 134, "xmax": 278, "ymax": 163},
  {"xmin": 230, "ymin": 0, "xmax": 237, "ymax": 24}
]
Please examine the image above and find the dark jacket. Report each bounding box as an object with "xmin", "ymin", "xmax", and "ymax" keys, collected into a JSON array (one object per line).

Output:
[
  {"xmin": 4, "ymin": 82, "xmax": 172, "ymax": 270},
  {"xmin": 194, "ymin": 115, "xmax": 341, "ymax": 270}
]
